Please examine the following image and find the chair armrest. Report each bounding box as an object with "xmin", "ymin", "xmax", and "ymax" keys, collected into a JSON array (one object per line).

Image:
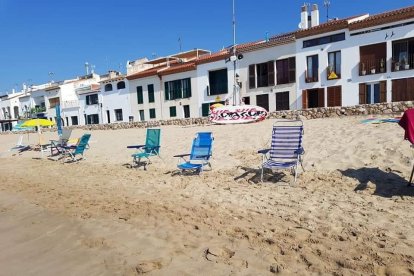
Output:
[
  {"xmin": 173, "ymin": 153, "xmax": 190, "ymax": 158},
  {"xmin": 62, "ymin": 145, "xmax": 77, "ymax": 150},
  {"xmin": 143, "ymin": 145, "xmax": 160, "ymax": 150},
  {"xmin": 258, "ymin": 149, "xmax": 270, "ymax": 154},
  {"xmin": 127, "ymin": 144, "xmax": 145, "ymax": 149},
  {"xmin": 295, "ymin": 148, "xmax": 305, "ymax": 155}
]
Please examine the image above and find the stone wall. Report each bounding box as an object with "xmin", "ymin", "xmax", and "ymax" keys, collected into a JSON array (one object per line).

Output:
[{"xmin": 1, "ymin": 101, "xmax": 411, "ymax": 135}]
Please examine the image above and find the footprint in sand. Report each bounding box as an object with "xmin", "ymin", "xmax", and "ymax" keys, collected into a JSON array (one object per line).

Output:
[{"xmin": 135, "ymin": 260, "xmax": 163, "ymax": 274}]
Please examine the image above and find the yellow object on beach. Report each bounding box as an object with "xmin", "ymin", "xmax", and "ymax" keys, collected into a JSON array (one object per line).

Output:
[{"xmin": 21, "ymin": 119, "xmax": 54, "ymax": 127}]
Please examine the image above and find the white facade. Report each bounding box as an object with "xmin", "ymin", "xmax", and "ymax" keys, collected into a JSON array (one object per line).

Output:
[
  {"xmin": 129, "ymin": 75, "xmax": 163, "ymax": 121},
  {"xmin": 100, "ymin": 76, "xmax": 132, "ymax": 124}
]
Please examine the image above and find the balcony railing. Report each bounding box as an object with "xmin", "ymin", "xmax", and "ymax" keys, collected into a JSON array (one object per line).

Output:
[
  {"xmin": 326, "ymin": 66, "xmax": 341, "ymax": 80},
  {"xmin": 62, "ymin": 100, "xmax": 80, "ymax": 109},
  {"xmin": 391, "ymin": 54, "xmax": 414, "ymax": 72},
  {"xmin": 305, "ymin": 70, "xmax": 319, "ymax": 83},
  {"xmin": 359, "ymin": 58, "xmax": 386, "ymax": 76}
]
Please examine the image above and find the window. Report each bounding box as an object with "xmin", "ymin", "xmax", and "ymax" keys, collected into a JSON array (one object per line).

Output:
[
  {"xmin": 139, "ymin": 110, "xmax": 145, "ymax": 121},
  {"xmin": 302, "ymin": 89, "xmax": 325, "ymax": 108},
  {"xmin": 104, "ymin": 84, "xmax": 113, "ymax": 92},
  {"xmin": 327, "ymin": 86, "xmax": 342, "ymax": 107},
  {"xmin": 117, "ymin": 81, "xmax": 125, "ymax": 90},
  {"xmin": 86, "ymin": 114, "xmax": 99, "ymax": 125},
  {"xmin": 169, "ymin": 106, "xmax": 177, "ymax": 117},
  {"xmin": 86, "ymin": 94, "xmax": 99, "ymax": 105},
  {"xmin": 359, "ymin": 43, "xmax": 386, "ymax": 75},
  {"xmin": 249, "ymin": 61, "xmax": 274, "ymax": 89},
  {"xmin": 303, "ymin": 32, "xmax": 345, "ymax": 48},
  {"xmin": 276, "ymin": 92, "xmax": 290, "ymax": 111},
  {"xmin": 327, "ymin": 51, "xmax": 341, "ymax": 79},
  {"xmin": 256, "ymin": 94, "xmax": 269, "ymax": 111},
  {"xmin": 391, "ymin": 78, "xmax": 414, "ymax": 102},
  {"xmin": 148, "ymin": 84, "xmax": 155, "ymax": 103},
  {"xmin": 208, "ymin": 69, "xmax": 228, "ymax": 95},
  {"xmin": 49, "ymin": 97, "xmax": 60, "ymax": 108},
  {"xmin": 276, "ymin": 57, "xmax": 296, "ymax": 84},
  {"xmin": 164, "ymin": 78, "xmax": 191, "ymax": 100},
  {"xmin": 71, "ymin": 116, "xmax": 78, "ymax": 125},
  {"xmin": 114, "ymin": 109, "xmax": 123, "ymax": 121},
  {"xmin": 392, "ymin": 38, "xmax": 414, "ymax": 71},
  {"xmin": 183, "ymin": 105, "xmax": 190, "ymax": 118},
  {"xmin": 149, "ymin": 108, "xmax": 156, "ymax": 119},
  {"xmin": 306, "ymin": 55, "xmax": 319, "ymax": 83},
  {"xmin": 359, "ymin": 82, "xmax": 386, "ymax": 104},
  {"xmin": 137, "ymin": 86, "xmax": 143, "ymax": 104}
]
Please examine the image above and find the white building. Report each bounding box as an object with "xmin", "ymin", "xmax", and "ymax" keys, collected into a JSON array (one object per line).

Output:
[{"xmin": 99, "ymin": 71, "xmax": 132, "ymax": 123}]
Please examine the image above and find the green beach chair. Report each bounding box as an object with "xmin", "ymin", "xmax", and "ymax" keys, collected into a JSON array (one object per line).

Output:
[{"xmin": 127, "ymin": 128, "xmax": 161, "ymax": 170}]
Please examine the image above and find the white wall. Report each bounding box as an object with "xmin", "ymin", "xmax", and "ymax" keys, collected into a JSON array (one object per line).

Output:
[
  {"xmin": 129, "ymin": 75, "xmax": 163, "ymax": 121},
  {"xmin": 101, "ymin": 79, "xmax": 132, "ymax": 123}
]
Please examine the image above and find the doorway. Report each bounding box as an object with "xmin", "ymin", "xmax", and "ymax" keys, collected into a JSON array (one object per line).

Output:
[
  {"xmin": 183, "ymin": 105, "xmax": 190, "ymax": 118},
  {"xmin": 256, "ymin": 94, "xmax": 269, "ymax": 111},
  {"xmin": 106, "ymin": 110, "xmax": 111, "ymax": 124}
]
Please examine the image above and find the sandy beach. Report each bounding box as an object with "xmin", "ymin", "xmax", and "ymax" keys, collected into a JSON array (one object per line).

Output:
[{"xmin": 0, "ymin": 116, "xmax": 414, "ymax": 275}]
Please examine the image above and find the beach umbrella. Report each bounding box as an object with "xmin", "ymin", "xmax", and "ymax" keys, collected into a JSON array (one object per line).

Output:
[
  {"xmin": 22, "ymin": 119, "xmax": 55, "ymax": 155},
  {"xmin": 210, "ymin": 103, "xmax": 224, "ymax": 110}
]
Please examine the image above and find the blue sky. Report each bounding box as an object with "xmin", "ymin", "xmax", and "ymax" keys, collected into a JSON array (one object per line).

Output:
[{"xmin": 0, "ymin": 0, "xmax": 413, "ymax": 94}]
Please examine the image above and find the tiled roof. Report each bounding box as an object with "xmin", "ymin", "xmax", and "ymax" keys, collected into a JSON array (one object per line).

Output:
[
  {"xmin": 349, "ymin": 5, "xmax": 414, "ymax": 30},
  {"xmin": 126, "ymin": 64, "xmax": 167, "ymax": 80},
  {"xmin": 196, "ymin": 50, "xmax": 230, "ymax": 65},
  {"xmin": 295, "ymin": 18, "xmax": 349, "ymax": 38},
  {"xmin": 158, "ymin": 62, "xmax": 197, "ymax": 76},
  {"xmin": 237, "ymin": 33, "xmax": 296, "ymax": 53}
]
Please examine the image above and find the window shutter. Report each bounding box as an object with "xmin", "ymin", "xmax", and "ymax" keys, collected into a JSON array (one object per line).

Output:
[
  {"xmin": 289, "ymin": 57, "xmax": 296, "ymax": 83},
  {"xmin": 249, "ymin": 65, "xmax": 255, "ymax": 89},
  {"xmin": 201, "ymin": 103, "xmax": 210, "ymax": 117},
  {"xmin": 407, "ymin": 77, "xmax": 414, "ymax": 101},
  {"xmin": 318, "ymin": 88, "xmax": 325, "ymax": 107},
  {"xmin": 336, "ymin": 86, "xmax": 342, "ymax": 106},
  {"xmin": 164, "ymin": 82, "xmax": 169, "ymax": 100},
  {"xmin": 327, "ymin": 87, "xmax": 334, "ymax": 107},
  {"xmin": 276, "ymin": 60, "xmax": 283, "ymax": 84},
  {"xmin": 267, "ymin": 61, "xmax": 275, "ymax": 86},
  {"xmin": 359, "ymin": 83, "xmax": 366, "ymax": 104},
  {"xmin": 302, "ymin": 90, "xmax": 308, "ymax": 109},
  {"xmin": 380, "ymin": 81, "xmax": 387, "ymax": 103}
]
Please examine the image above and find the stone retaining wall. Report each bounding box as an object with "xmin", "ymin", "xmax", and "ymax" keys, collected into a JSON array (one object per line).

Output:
[{"xmin": 1, "ymin": 101, "xmax": 411, "ymax": 135}]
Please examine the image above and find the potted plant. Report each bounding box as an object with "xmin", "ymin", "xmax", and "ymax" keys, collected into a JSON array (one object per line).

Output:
[
  {"xmin": 402, "ymin": 55, "xmax": 410, "ymax": 70},
  {"xmin": 395, "ymin": 61, "xmax": 400, "ymax": 71},
  {"xmin": 370, "ymin": 66, "xmax": 376, "ymax": 74},
  {"xmin": 380, "ymin": 58, "xmax": 385, "ymax": 73},
  {"xmin": 361, "ymin": 63, "xmax": 366, "ymax": 75}
]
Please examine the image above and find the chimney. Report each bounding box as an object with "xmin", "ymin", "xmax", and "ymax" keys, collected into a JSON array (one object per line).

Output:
[
  {"xmin": 311, "ymin": 4, "xmax": 320, "ymax": 27},
  {"xmin": 300, "ymin": 5, "xmax": 309, "ymax": 29}
]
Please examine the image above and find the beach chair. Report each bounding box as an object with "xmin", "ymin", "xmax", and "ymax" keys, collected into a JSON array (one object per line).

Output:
[
  {"xmin": 174, "ymin": 132, "xmax": 213, "ymax": 174},
  {"xmin": 50, "ymin": 129, "xmax": 72, "ymax": 156},
  {"xmin": 127, "ymin": 128, "xmax": 161, "ymax": 169},
  {"xmin": 258, "ymin": 120, "xmax": 304, "ymax": 184},
  {"xmin": 61, "ymin": 133, "xmax": 91, "ymax": 162}
]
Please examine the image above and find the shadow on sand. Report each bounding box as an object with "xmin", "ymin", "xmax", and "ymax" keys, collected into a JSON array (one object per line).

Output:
[
  {"xmin": 234, "ymin": 166, "xmax": 288, "ymax": 184},
  {"xmin": 340, "ymin": 167, "xmax": 414, "ymax": 198}
]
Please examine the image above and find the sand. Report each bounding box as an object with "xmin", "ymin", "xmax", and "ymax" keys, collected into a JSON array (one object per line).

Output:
[{"xmin": 0, "ymin": 117, "xmax": 413, "ymax": 275}]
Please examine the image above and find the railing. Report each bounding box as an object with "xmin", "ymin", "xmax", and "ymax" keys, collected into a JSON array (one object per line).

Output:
[
  {"xmin": 326, "ymin": 66, "xmax": 341, "ymax": 80},
  {"xmin": 62, "ymin": 100, "xmax": 80, "ymax": 109},
  {"xmin": 359, "ymin": 58, "xmax": 386, "ymax": 76},
  {"xmin": 305, "ymin": 70, "xmax": 318, "ymax": 83},
  {"xmin": 391, "ymin": 53, "xmax": 414, "ymax": 72}
]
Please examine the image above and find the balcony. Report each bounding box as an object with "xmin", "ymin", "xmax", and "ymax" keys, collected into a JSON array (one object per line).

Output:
[
  {"xmin": 326, "ymin": 66, "xmax": 341, "ymax": 80},
  {"xmin": 391, "ymin": 54, "xmax": 413, "ymax": 72},
  {"xmin": 359, "ymin": 58, "xmax": 386, "ymax": 76},
  {"xmin": 62, "ymin": 100, "xmax": 80, "ymax": 109},
  {"xmin": 305, "ymin": 70, "xmax": 318, "ymax": 83}
]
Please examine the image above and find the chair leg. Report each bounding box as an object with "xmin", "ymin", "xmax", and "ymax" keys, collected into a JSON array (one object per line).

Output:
[
  {"xmin": 409, "ymin": 163, "xmax": 414, "ymax": 186},
  {"xmin": 261, "ymin": 167, "xmax": 264, "ymax": 182}
]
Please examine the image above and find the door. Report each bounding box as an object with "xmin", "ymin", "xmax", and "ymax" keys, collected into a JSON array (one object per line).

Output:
[
  {"xmin": 327, "ymin": 86, "xmax": 342, "ymax": 107},
  {"xmin": 106, "ymin": 110, "xmax": 111, "ymax": 124},
  {"xmin": 306, "ymin": 89, "xmax": 325, "ymax": 108},
  {"xmin": 256, "ymin": 94, "xmax": 269, "ymax": 111},
  {"xmin": 183, "ymin": 105, "xmax": 190, "ymax": 118},
  {"xmin": 276, "ymin": 92, "xmax": 290, "ymax": 111},
  {"xmin": 243, "ymin": 96, "xmax": 250, "ymax": 105},
  {"xmin": 139, "ymin": 110, "xmax": 145, "ymax": 121}
]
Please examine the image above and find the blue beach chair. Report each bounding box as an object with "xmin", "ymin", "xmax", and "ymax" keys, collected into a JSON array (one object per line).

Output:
[
  {"xmin": 174, "ymin": 132, "xmax": 213, "ymax": 174},
  {"xmin": 258, "ymin": 120, "xmax": 304, "ymax": 184},
  {"xmin": 127, "ymin": 128, "xmax": 161, "ymax": 169},
  {"xmin": 62, "ymin": 133, "xmax": 91, "ymax": 162}
]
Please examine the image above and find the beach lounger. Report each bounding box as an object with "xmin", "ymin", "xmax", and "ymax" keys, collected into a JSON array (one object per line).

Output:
[
  {"xmin": 258, "ymin": 120, "xmax": 305, "ymax": 184},
  {"xmin": 127, "ymin": 128, "xmax": 161, "ymax": 169},
  {"xmin": 50, "ymin": 129, "xmax": 72, "ymax": 156},
  {"xmin": 174, "ymin": 132, "xmax": 213, "ymax": 174},
  {"xmin": 61, "ymin": 133, "xmax": 91, "ymax": 162}
]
